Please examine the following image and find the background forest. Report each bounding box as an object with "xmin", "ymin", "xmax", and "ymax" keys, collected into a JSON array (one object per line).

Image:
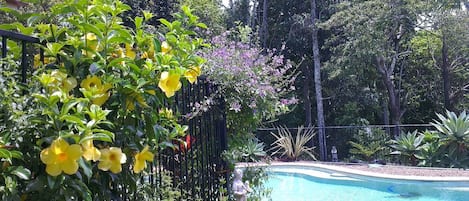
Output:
[{"xmin": 2, "ymin": 0, "xmax": 468, "ymax": 158}]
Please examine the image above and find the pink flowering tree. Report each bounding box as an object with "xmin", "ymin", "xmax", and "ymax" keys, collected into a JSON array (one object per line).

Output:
[{"xmin": 201, "ymin": 28, "xmax": 298, "ymax": 144}]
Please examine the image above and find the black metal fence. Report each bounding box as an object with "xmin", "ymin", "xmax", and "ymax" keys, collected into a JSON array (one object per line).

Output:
[
  {"xmin": 1, "ymin": 29, "xmax": 42, "ymax": 84},
  {"xmin": 154, "ymin": 79, "xmax": 228, "ymax": 200},
  {"xmin": 256, "ymin": 124, "xmax": 434, "ymax": 162},
  {"xmin": 1, "ymin": 29, "xmax": 228, "ymax": 200}
]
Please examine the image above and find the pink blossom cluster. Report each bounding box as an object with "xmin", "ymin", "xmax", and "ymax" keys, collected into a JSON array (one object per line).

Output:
[{"xmin": 201, "ymin": 31, "xmax": 297, "ymax": 121}]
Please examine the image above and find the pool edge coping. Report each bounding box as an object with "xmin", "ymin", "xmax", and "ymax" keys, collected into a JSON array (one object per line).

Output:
[{"xmin": 235, "ymin": 161, "xmax": 469, "ymax": 182}]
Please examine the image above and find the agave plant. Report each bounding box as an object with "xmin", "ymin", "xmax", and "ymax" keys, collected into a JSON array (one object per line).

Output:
[
  {"xmin": 431, "ymin": 110, "xmax": 469, "ymax": 168},
  {"xmin": 241, "ymin": 138, "xmax": 267, "ymax": 162},
  {"xmin": 270, "ymin": 126, "xmax": 317, "ymax": 161},
  {"xmin": 389, "ymin": 130, "xmax": 424, "ymax": 166}
]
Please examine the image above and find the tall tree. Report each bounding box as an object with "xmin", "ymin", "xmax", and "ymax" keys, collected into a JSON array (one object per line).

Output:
[
  {"xmin": 427, "ymin": 1, "xmax": 469, "ymax": 111},
  {"xmin": 260, "ymin": 0, "xmax": 268, "ymax": 48},
  {"xmin": 322, "ymin": 0, "xmax": 417, "ymax": 137},
  {"xmin": 311, "ymin": 0, "xmax": 326, "ymax": 160}
]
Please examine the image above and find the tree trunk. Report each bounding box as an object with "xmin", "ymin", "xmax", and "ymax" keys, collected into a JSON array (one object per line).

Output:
[
  {"xmin": 250, "ymin": 0, "xmax": 258, "ymax": 34},
  {"xmin": 382, "ymin": 96, "xmax": 391, "ymax": 135},
  {"xmin": 441, "ymin": 33, "xmax": 452, "ymax": 111},
  {"xmin": 261, "ymin": 0, "xmax": 269, "ymax": 48},
  {"xmin": 377, "ymin": 56, "xmax": 401, "ymax": 138},
  {"xmin": 303, "ymin": 64, "xmax": 312, "ymax": 127},
  {"xmin": 311, "ymin": 0, "xmax": 327, "ymax": 161}
]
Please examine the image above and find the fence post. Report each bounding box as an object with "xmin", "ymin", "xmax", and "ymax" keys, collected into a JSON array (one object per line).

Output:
[{"xmin": 1, "ymin": 36, "xmax": 6, "ymax": 59}]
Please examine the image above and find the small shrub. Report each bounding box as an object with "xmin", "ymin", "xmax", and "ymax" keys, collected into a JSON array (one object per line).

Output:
[
  {"xmin": 389, "ymin": 130, "xmax": 425, "ymax": 166},
  {"xmin": 270, "ymin": 126, "xmax": 316, "ymax": 161}
]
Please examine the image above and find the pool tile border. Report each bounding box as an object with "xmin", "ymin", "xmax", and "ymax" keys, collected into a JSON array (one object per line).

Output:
[{"xmin": 236, "ymin": 161, "xmax": 469, "ymax": 182}]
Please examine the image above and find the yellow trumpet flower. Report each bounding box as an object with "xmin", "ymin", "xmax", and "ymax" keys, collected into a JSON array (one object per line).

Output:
[
  {"xmin": 40, "ymin": 138, "xmax": 83, "ymax": 176},
  {"xmin": 80, "ymin": 76, "xmax": 113, "ymax": 106},
  {"xmin": 184, "ymin": 66, "xmax": 201, "ymax": 84},
  {"xmin": 98, "ymin": 147, "xmax": 126, "ymax": 174},
  {"xmin": 81, "ymin": 140, "xmax": 101, "ymax": 162},
  {"xmin": 158, "ymin": 71, "xmax": 182, "ymax": 98},
  {"xmin": 133, "ymin": 146, "xmax": 154, "ymax": 173}
]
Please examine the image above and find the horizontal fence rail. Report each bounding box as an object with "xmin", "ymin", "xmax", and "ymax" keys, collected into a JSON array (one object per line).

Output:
[{"xmin": 0, "ymin": 29, "xmax": 43, "ymax": 84}]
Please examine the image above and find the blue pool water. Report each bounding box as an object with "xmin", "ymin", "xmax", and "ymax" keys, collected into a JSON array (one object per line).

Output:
[{"xmin": 265, "ymin": 168, "xmax": 469, "ymax": 201}]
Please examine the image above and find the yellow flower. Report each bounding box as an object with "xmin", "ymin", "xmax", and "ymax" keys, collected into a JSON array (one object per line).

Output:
[
  {"xmin": 125, "ymin": 43, "xmax": 136, "ymax": 59},
  {"xmin": 86, "ymin": 33, "xmax": 97, "ymax": 41},
  {"xmin": 125, "ymin": 91, "xmax": 149, "ymax": 111},
  {"xmin": 80, "ymin": 76, "xmax": 112, "ymax": 106},
  {"xmin": 81, "ymin": 140, "xmax": 101, "ymax": 162},
  {"xmin": 142, "ymin": 42, "xmax": 155, "ymax": 60},
  {"xmin": 85, "ymin": 33, "xmax": 99, "ymax": 50},
  {"xmin": 125, "ymin": 98, "xmax": 136, "ymax": 111},
  {"xmin": 133, "ymin": 146, "xmax": 154, "ymax": 173},
  {"xmin": 98, "ymin": 147, "xmax": 126, "ymax": 174},
  {"xmin": 40, "ymin": 138, "xmax": 83, "ymax": 176},
  {"xmin": 161, "ymin": 41, "xmax": 171, "ymax": 55},
  {"xmin": 112, "ymin": 47, "xmax": 125, "ymax": 58},
  {"xmin": 184, "ymin": 66, "xmax": 201, "ymax": 84},
  {"xmin": 158, "ymin": 71, "xmax": 182, "ymax": 98},
  {"xmin": 34, "ymin": 54, "xmax": 56, "ymax": 68}
]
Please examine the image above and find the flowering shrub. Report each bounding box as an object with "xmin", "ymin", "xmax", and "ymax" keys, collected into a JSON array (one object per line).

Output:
[
  {"xmin": 201, "ymin": 29, "xmax": 297, "ymax": 138},
  {"xmin": 0, "ymin": 0, "xmax": 207, "ymax": 199}
]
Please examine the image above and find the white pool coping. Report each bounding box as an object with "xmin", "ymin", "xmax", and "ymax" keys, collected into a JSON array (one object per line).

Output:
[{"xmin": 236, "ymin": 161, "xmax": 469, "ymax": 182}]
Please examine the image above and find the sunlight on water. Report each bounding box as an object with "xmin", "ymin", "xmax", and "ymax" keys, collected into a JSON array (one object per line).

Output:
[{"xmin": 265, "ymin": 172, "xmax": 468, "ymax": 201}]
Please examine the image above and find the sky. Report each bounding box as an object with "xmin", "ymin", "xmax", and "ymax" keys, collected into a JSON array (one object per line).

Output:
[{"xmin": 222, "ymin": 0, "xmax": 230, "ymax": 7}]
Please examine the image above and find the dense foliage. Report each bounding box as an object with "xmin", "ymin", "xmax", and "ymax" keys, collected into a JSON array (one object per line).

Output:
[
  {"xmin": 0, "ymin": 0, "xmax": 207, "ymax": 199},
  {"xmin": 390, "ymin": 111, "xmax": 469, "ymax": 168}
]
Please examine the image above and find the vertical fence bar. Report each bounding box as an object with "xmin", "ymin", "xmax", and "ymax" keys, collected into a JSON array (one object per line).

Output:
[
  {"xmin": 1, "ymin": 36, "xmax": 6, "ymax": 59},
  {"xmin": 21, "ymin": 41, "xmax": 27, "ymax": 84}
]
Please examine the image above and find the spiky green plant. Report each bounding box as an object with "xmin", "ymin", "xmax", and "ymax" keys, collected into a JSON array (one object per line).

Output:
[
  {"xmin": 270, "ymin": 126, "xmax": 317, "ymax": 161},
  {"xmin": 349, "ymin": 141, "xmax": 384, "ymax": 162},
  {"xmin": 431, "ymin": 110, "xmax": 469, "ymax": 168},
  {"xmin": 389, "ymin": 130, "xmax": 425, "ymax": 166}
]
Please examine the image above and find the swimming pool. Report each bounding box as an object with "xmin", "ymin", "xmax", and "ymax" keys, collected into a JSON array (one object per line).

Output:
[{"xmin": 265, "ymin": 164, "xmax": 469, "ymax": 201}]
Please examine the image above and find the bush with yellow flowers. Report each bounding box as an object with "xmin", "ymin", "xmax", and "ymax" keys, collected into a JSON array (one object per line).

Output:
[{"xmin": 0, "ymin": 0, "xmax": 207, "ymax": 200}]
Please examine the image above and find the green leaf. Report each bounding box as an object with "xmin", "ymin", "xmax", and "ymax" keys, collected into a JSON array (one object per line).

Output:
[
  {"xmin": 61, "ymin": 115, "xmax": 85, "ymax": 127},
  {"xmin": 11, "ymin": 166, "xmax": 31, "ymax": 180},
  {"xmin": 143, "ymin": 11, "xmax": 153, "ymax": 21},
  {"xmin": 82, "ymin": 23, "xmax": 104, "ymax": 39},
  {"xmin": 78, "ymin": 158, "xmax": 92, "ymax": 180},
  {"xmin": 25, "ymin": 177, "xmax": 46, "ymax": 192},
  {"xmin": 47, "ymin": 175, "xmax": 64, "ymax": 190},
  {"xmin": 60, "ymin": 100, "xmax": 80, "ymax": 115},
  {"xmin": 159, "ymin": 19, "xmax": 172, "ymax": 29},
  {"xmin": 68, "ymin": 179, "xmax": 92, "ymax": 201},
  {"xmin": 153, "ymin": 38, "xmax": 161, "ymax": 53},
  {"xmin": 10, "ymin": 150, "xmax": 23, "ymax": 159},
  {"xmin": 45, "ymin": 43, "xmax": 65, "ymax": 56},
  {"xmin": 196, "ymin": 23, "xmax": 208, "ymax": 29},
  {"xmin": 80, "ymin": 133, "xmax": 113, "ymax": 143},
  {"xmin": 91, "ymin": 128, "xmax": 115, "ymax": 140},
  {"xmin": 0, "ymin": 148, "xmax": 12, "ymax": 159},
  {"xmin": 134, "ymin": 17, "xmax": 143, "ymax": 29}
]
